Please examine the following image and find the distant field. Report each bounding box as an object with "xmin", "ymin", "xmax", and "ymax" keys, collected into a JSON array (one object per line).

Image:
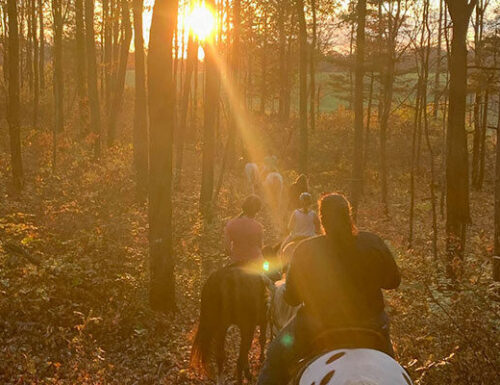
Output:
[{"xmin": 125, "ymin": 69, "xmax": 498, "ymax": 123}]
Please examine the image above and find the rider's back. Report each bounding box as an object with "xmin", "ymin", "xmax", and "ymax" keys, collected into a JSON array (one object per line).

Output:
[
  {"xmin": 225, "ymin": 217, "xmax": 263, "ymax": 263},
  {"xmin": 284, "ymin": 232, "xmax": 400, "ymax": 331}
]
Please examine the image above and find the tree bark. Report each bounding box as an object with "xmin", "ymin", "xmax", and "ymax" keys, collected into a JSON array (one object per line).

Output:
[
  {"xmin": 26, "ymin": 0, "xmax": 33, "ymax": 92},
  {"xmin": 350, "ymin": 0, "xmax": 367, "ymax": 218},
  {"xmin": 85, "ymin": 0, "xmax": 102, "ymax": 158},
  {"xmin": 103, "ymin": 0, "xmax": 113, "ymax": 110},
  {"xmin": 309, "ymin": 0, "xmax": 317, "ymax": 132},
  {"xmin": 227, "ymin": 0, "xmax": 241, "ymax": 166},
  {"xmin": 199, "ymin": 0, "xmax": 220, "ymax": 211},
  {"xmin": 494, "ymin": 84, "xmax": 500, "ymax": 281},
  {"xmin": 7, "ymin": 0, "xmax": 24, "ymax": 192},
  {"xmin": 445, "ymin": 0, "xmax": 476, "ymax": 279},
  {"xmin": 471, "ymin": 92, "xmax": 483, "ymax": 185},
  {"xmin": 38, "ymin": 0, "xmax": 44, "ymax": 91},
  {"xmin": 363, "ymin": 71, "xmax": 374, "ymax": 173},
  {"xmin": 259, "ymin": 11, "xmax": 268, "ymax": 115},
  {"xmin": 52, "ymin": 0, "xmax": 64, "ymax": 133},
  {"xmin": 31, "ymin": 0, "xmax": 39, "ymax": 128},
  {"xmin": 175, "ymin": 35, "xmax": 196, "ymax": 188},
  {"xmin": 433, "ymin": 0, "xmax": 443, "ymax": 117},
  {"xmin": 297, "ymin": 0, "xmax": 308, "ymax": 173},
  {"xmin": 107, "ymin": 0, "xmax": 132, "ymax": 147},
  {"xmin": 75, "ymin": 0, "xmax": 87, "ymax": 134},
  {"xmin": 477, "ymin": 87, "xmax": 488, "ymax": 189},
  {"xmin": 471, "ymin": 1, "xmax": 485, "ymax": 188},
  {"xmin": 148, "ymin": 0, "xmax": 177, "ymax": 312},
  {"xmin": 379, "ymin": 0, "xmax": 401, "ymax": 215},
  {"xmin": 422, "ymin": 0, "xmax": 438, "ymax": 259},
  {"xmin": 278, "ymin": 0, "xmax": 287, "ymax": 122},
  {"xmin": 132, "ymin": 0, "xmax": 148, "ymax": 200}
]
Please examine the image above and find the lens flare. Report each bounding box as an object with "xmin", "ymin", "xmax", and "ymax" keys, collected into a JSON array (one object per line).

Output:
[
  {"xmin": 263, "ymin": 260, "xmax": 270, "ymax": 272},
  {"xmin": 187, "ymin": 5, "xmax": 215, "ymax": 41}
]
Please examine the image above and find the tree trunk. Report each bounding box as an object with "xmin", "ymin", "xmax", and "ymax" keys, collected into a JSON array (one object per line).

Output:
[
  {"xmin": 52, "ymin": 0, "xmax": 64, "ymax": 133},
  {"xmin": 471, "ymin": 92, "xmax": 483, "ymax": 185},
  {"xmin": 107, "ymin": 0, "xmax": 132, "ymax": 147},
  {"xmin": 132, "ymin": 0, "xmax": 148, "ymax": 200},
  {"xmin": 148, "ymin": 0, "xmax": 177, "ymax": 313},
  {"xmin": 409, "ymin": 74, "xmax": 422, "ymax": 249},
  {"xmin": 227, "ymin": 0, "xmax": 241, "ymax": 166},
  {"xmin": 31, "ymin": 0, "xmax": 39, "ymax": 128},
  {"xmin": 348, "ymin": 2, "xmax": 355, "ymax": 110},
  {"xmin": 433, "ymin": 0, "xmax": 443, "ymax": 117},
  {"xmin": 85, "ymin": 0, "xmax": 102, "ymax": 158},
  {"xmin": 285, "ymin": 12, "xmax": 295, "ymax": 121},
  {"xmin": 297, "ymin": 0, "xmax": 308, "ymax": 173},
  {"xmin": 175, "ymin": 35, "xmax": 196, "ymax": 188},
  {"xmin": 477, "ymin": 87, "xmax": 488, "ymax": 189},
  {"xmin": 471, "ymin": 2, "xmax": 484, "ymax": 188},
  {"xmin": 103, "ymin": 0, "xmax": 113, "ymax": 111},
  {"xmin": 38, "ymin": 0, "xmax": 44, "ymax": 91},
  {"xmin": 75, "ymin": 0, "xmax": 87, "ymax": 134},
  {"xmin": 440, "ymin": 1, "xmax": 451, "ymax": 219},
  {"xmin": 259, "ymin": 12, "xmax": 268, "ymax": 115},
  {"xmin": 309, "ymin": 0, "xmax": 317, "ymax": 133},
  {"xmin": 363, "ymin": 71, "xmax": 374, "ymax": 173},
  {"xmin": 7, "ymin": 0, "xmax": 24, "ymax": 192},
  {"xmin": 200, "ymin": 0, "xmax": 219, "ymax": 211},
  {"xmin": 19, "ymin": 2, "xmax": 25, "ymax": 91},
  {"xmin": 422, "ymin": 0, "xmax": 438, "ymax": 259},
  {"xmin": 278, "ymin": 0, "xmax": 287, "ymax": 122},
  {"xmin": 26, "ymin": 0, "xmax": 33, "ymax": 92},
  {"xmin": 350, "ymin": 0, "xmax": 366, "ymax": 218},
  {"xmin": 379, "ymin": 0, "xmax": 401, "ymax": 214},
  {"xmin": 494, "ymin": 84, "xmax": 500, "ymax": 281},
  {"xmin": 445, "ymin": 0, "xmax": 476, "ymax": 279}
]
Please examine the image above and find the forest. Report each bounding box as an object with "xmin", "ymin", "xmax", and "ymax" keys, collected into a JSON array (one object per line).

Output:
[{"xmin": 0, "ymin": 0, "xmax": 499, "ymax": 383}]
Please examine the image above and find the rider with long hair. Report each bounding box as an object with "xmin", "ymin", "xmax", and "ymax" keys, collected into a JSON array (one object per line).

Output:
[{"xmin": 258, "ymin": 193, "xmax": 401, "ymax": 385}]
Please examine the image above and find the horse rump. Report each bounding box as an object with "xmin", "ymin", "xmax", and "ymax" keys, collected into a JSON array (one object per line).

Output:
[{"xmin": 191, "ymin": 266, "xmax": 270, "ymax": 380}]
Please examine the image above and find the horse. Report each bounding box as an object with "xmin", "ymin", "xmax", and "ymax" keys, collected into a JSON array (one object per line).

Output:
[
  {"xmin": 244, "ymin": 162, "xmax": 260, "ymax": 194},
  {"xmin": 263, "ymin": 171, "xmax": 284, "ymax": 216},
  {"xmin": 295, "ymin": 347, "xmax": 413, "ymax": 385},
  {"xmin": 191, "ymin": 264, "xmax": 271, "ymax": 384},
  {"xmin": 268, "ymin": 239, "xmax": 302, "ymax": 335}
]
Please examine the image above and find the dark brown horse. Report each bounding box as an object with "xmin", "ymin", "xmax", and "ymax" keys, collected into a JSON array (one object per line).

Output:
[{"xmin": 191, "ymin": 265, "xmax": 270, "ymax": 384}]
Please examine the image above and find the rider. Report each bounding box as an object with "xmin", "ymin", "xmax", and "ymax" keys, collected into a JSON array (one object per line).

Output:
[
  {"xmin": 224, "ymin": 195, "xmax": 264, "ymax": 267},
  {"xmin": 258, "ymin": 193, "xmax": 401, "ymax": 385},
  {"xmin": 283, "ymin": 192, "xmax": 321, "ymax": 247}
]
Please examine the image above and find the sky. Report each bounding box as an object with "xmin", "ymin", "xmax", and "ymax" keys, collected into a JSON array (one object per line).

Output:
[{"xmin": 137, "ymin": 0, "xmax": 497, "ymax": 52}]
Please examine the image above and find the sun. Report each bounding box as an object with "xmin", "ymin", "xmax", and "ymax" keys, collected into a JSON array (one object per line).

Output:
[{"xmin": 186, "ymin": 5, "xmax": 216, "ymax": 41}]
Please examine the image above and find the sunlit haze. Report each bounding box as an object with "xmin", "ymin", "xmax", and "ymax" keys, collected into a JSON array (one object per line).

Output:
[{"xmin": 187, "ymin": 5, "xmax": 216, "ymax": 41}]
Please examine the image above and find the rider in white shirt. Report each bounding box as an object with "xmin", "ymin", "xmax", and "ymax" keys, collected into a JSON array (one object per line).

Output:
[{"xmin": 283, "ymin": 192, "xmax": 321, "ymax": 247}]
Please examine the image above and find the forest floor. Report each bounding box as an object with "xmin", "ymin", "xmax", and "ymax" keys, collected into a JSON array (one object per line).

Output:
[{"xmin": 0, "ymin": 111, "xmax": 499, "ymax": 384}]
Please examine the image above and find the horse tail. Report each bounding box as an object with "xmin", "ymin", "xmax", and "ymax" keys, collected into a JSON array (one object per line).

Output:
[{"xmin": 191, "ymin": 273, "xmax": 220, "ymax": 377}]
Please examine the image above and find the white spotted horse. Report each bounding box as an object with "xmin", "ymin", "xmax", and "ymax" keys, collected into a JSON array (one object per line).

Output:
[{"xmin": 191, "ymin": 263, "xmax": 272, "ymax": 384}]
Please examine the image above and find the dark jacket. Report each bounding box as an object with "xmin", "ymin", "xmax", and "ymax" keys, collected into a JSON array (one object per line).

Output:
[{"xmin": 284, "ymin": 232, "xmax": 400, "ymax": 332}]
